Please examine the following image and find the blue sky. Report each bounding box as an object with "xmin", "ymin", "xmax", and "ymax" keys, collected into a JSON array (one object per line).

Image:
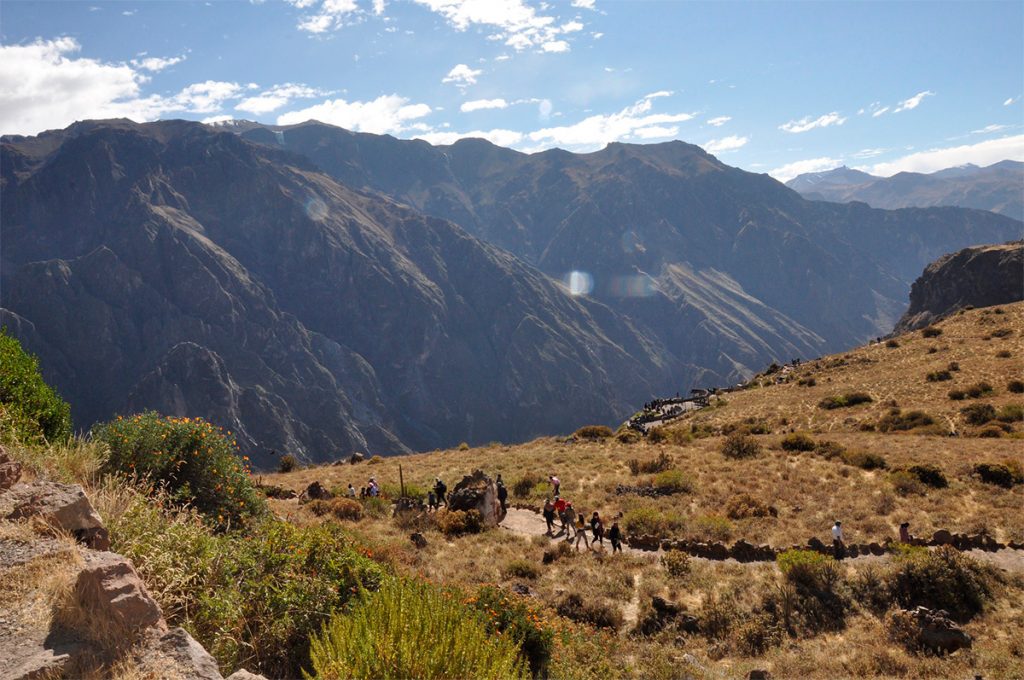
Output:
[{"xmin": 2, "ymin": 0, "xmax": 1022, "ymax": 180}]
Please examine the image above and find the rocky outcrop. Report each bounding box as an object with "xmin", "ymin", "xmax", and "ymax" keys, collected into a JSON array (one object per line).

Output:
[
  {"xmin": 299, "ymin": 481, "xmax": 333, "ymax": 503},
  {"xmin": 892, "ymin": 242, "xmax": 1023, "ymax": 334},
  {"xmin": 0, "ymin": 447, "xmax": 22, "ymax": 491},
  {"xmin": 5, "ymin": 480, "xmax": 110, "ymax": 550},
  {"xmin": 448, "ymin": 470, "xmax": 506, "ymax": 527},
  {"xmin": 633, "ymin": 596, "xmax": 699, "ymax": 636},
  {"xmin": 76, "ymin": 551, "xmax": 166, "ymax": 634},
  {"xmin": 888, "ymin": 606, "xmax": 972, "ymax": 654}
]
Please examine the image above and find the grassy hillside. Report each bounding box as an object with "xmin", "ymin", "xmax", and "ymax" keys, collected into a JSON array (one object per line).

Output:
[{"xmin": 262, "ymin": 303, "xmax": 1024, "ymax": 678}]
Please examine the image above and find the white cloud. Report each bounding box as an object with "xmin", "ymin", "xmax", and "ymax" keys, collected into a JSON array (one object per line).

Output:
[
  {"xmin": 893, "ymin": 90, "xmax": 934, "ymax": 113},
  {"xmin": 591, "ymin": 31, "xmax": 603, "ymax": 39},
  {"xmin": 202, "ymin": 115, "xmax": 235, "ymax": 124},
  {"xmin": 572, "ymin": 0, "xmax": 595, "ymax": 8},
  {"xmin": 289, "ymin": 0, "xmax": 359, "ymax": 33},
  {"xmin": 524, "ymin": 94, "xmax": 694, "ymax": 150},
  {"xmin": 768, "ymin": 157, "xmax": 843, "ymax": 183},
  {"xmin": 494, "ymin": 54, "xmax": 511, "ymax": 61},
  {"xmin": 0, "ymin": 38, "xmax": 245, "ymax": 135},
  {"xmin": 541, "ymin": 40, "xmax": 569, "ymax": 53},
  {"xmin": 779, "ymin": 111, "xmax": 846, "ymax": 133},
  {"xmin": 460, "ymin": 98, "xmax": 508, "ymax": 112},
  {"xmin": 704, "ymin": 135, "xmax": 748, "ymax": 153},
  {"xmin": 644, "ymin": 90, "xmax": 672, "ymax": 99},
  {"xmin": 971, "ymin": 123, "xmax": 1010, "ymax": 135},
  {"xmin": 372, "ymin": 0, "xmax": 386, "ymax": 14},
  {"xmin": 633, "ymin": 125, "xmax": 678, "ymax": 139},
  {"xmin": 130, "ymin": 55, "xmax": 185, "ymax": 72},
  {"xmin": 276, "ymin": 93, "xmax": 431, "ymax": 134},
  {"xmin": 852, "ymin": 147, "xmax": 888, "ymax": 159},
  {"xmin": 414, "ymin": 127, "xmax": 524, "ymax": 146},
  {"xmin": 413, "ymin": 0, "xmax": 584, "ymax": 52},
  {"xmin": 859, "ymin": 134, "xmax": 1024, "ymax": 177},
  {"xmin": 442, "ymin": 63, "xmax": 482, "ymax": 87},
  {"xmin": 871, "ymin": 106, "xmax": 890, "ymax": 118},
  {"xmin": 1005, "ymin": 96, "xmax": 1019, "ymax": 106},
  {"xmin": 236, "ymin": 83, "xmax": 328, "ymax": 115},
  {"xmin": 707, "ymin": 115, "xmax": 731, "ymax": 127}
]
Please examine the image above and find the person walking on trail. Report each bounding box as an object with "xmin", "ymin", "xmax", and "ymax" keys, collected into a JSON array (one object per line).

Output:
[
  {"xmin": 574, "ymin": 512, "xmax": 591, "ymax": 551},
  {"xmin": 564, "ymin": 502, "xmax": 578, "ymax": 542},
  {"xmin": 553, "ymin": 496, "xmax": 568, "ymax": 535},
  {"xmin": 609, "ymin": 521, "xmax": 622, "ymax": 553},
  {"xmin": 496, "ymin": 474, "xmax": 508, "ymax": 512},
  {"xmin": 899, "ymin": 521, "xmax": 911, "ymax": 543},
  {"xmin": 590, "ymin": 512, "xmax": 605, "ymax": 546},
  {"xmin": 542, "ymin": 498, "xmax": 556, "ymax": 535},
  {"xmin": 427, "ymin": 489, "xmax": 437, "ymax": 511},
  {"xmin": 831, "ymin": 520, "xmax": 845, "ymax": 559},
  {"xmin": 434, "ymin": 477, "xmax": 447, "ymax": 506},
  {"xmin": 549, "ymin": 475, "xmax": 560, "ymax": 496}
]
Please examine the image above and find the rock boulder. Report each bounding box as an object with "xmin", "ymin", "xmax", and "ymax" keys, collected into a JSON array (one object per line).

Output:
[
  {"xmin": 6, "ymin": 481, "xmax": 110, "ymax": 550},
  {"xmin": 0, "ymin": 447, "xmax": 23, "ymax": 491},
  {"xmin": 447, "ymin": 470, "xmax": 505, "ymax": 527},
  {"xmin": 76, "ymin": 551, "xmax": 166, "ymax": 635}
]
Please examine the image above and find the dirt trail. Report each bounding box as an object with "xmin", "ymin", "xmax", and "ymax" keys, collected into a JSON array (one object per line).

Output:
[
  {"xmin": 621, "ymin": 571, "xmax": 642, "ymax": 630},
  {"xmin": 499, "ymin": 508, "xmax": 1024, "ymax": 574}
]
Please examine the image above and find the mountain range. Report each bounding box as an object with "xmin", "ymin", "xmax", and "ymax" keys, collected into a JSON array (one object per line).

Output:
[
  {"xmin": 787, "ymin": 160, "xmax": 1024, "ymax": 221},
  {"xmin": 2, "ymin": 119, "xmax": 1020, "ymax": 465}
]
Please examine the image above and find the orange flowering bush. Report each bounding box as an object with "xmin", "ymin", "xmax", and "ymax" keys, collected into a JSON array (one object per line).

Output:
[
  {"xmin": 94, "ymin": 411, "xmax": 264, "ymax": 526},
  {"xmin": 471, "ymin": 585, "xmax": 556, "ymax": 677}
]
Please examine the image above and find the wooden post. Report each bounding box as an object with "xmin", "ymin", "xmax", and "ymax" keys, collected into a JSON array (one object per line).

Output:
[{"xmin": 399, "ymin": 463, "xmax": 405, "ymax": 498}]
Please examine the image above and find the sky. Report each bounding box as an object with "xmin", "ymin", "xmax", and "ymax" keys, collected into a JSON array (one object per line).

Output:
[{"xmin": 1, "ymin": 0, "xmax": 1022, "ymax": 182}]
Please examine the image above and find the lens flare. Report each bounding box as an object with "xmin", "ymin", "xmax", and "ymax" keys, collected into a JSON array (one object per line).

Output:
[
  {"xmin": 609, "ymin": 274, "xmax": 658, "ymax": 298},
  {"xmin": 564, "ymin": 270, "xmax": 594, "ymax": 296},
  {"xmin": 304, "ymin": 195, "xmax": 328, "ymax": 221}
]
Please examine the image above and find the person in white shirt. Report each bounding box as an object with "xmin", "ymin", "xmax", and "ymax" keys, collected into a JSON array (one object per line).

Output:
[{"xmin": 831, "ymin": 520, "xmax": 845, "ymax": 559}]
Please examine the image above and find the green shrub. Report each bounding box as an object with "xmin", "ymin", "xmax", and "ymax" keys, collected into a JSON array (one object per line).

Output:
[
  {"xmin": 780, "ymin": 432, "xmax": 816, "ymax": 451},
  {"xmin": 308, "ymin": 497, "xmax": 363, "ymax": 521},
  {"xmin": 877, "ymin": 409, "xmax": 936, "ymax": 432},
  {"xmin": 646, "ymin": 427, "xmax": 693, "ymax": 445},
  {"xmin": 964, "ymin": 382, "xmax": 994, "ymax": 398},
  {"xmin": 948, "ymin": 389, "xmax": 966, "ymax": 401},
  {"xmin": 888, "ymin": 546, "xmax": 994, "ymax": 621},
  {"xmin": 661, "ymin": 550, "xmax": 692, "ymax": 578},
  {"xmin": 973, "ymin": 463, "xmax": 1020, "ymax": 488},
  {"xmin": 574, "ymin": 425, "xmax": 614, "ymax": 440},
  {"xmin": 360, "ymin": 496, "xmax": 391, "ymax": 519},
  {"xmin": 692, "ymin": 514, "xmax": 734, "ymax": 542},
  {"xmin": 777, "ymin": 549, "xmax": 840, "ymax": 592},
  {"xmin": 622, "ymin": 506, "xmax": 685, "ymax": 539},
  {"xmin": 813, "ymin": 440, "xmax": 846, "ymax": 460},
  {"xmin": 961, "ymin": 403, "xmax": 996, "ymax": 426},
  {"xmin": 615, "ymin": 428, "xmax": 641, "ymax": 444},
  {"xmin": 651, "ymin": 468, "xmax": 694, "ymax": 494},
  {"xmin": 926, "ymin": 370, "xmax": 952, "ymax": 382},
  {"xmin": 997, "ymin": 404, "xmax": 1024, "ymax": 423},
  {"xmin": 307, "ymin": 578, "xmax": 526, "ymax": 680},
  {"xmin": 94, "ymin": 412, "xmax": 264, "ymax": 527},
  {"xmin": 104, "ymin": 485, "xmax": 384, "ymax": 677},
  {"xmin": 841, "ymin": 450, "xmax": 888, "ymax": 470},
  {"xmin": 732, "ymin": 613, "xmax": 784, "ymax": 656},
  {"xmin": 502, "ymin": 559, "xmax": 540, "ymax": 580},
  {"xmin": 435, "ymin": 509, "xmax": 483, "ymax": 536},
  {"xmin": 278, "ymin": 454, "xmax": 299, "ymax": 473},
  {"xmin": 0, "ymin": 328, "xmax": 72, "ymax": 445},
  {"xmin": 556, "ymin": 593, "xmax": 623, "ymax": 631},
  {"xmin": 947, "ymin": 362, "xmax": 960, "ymax": 372},
  {"xmin": 818, "ymin": 392, "xmax": 873, "ymax": 409},
  {"xmin": 470, "ymin": 586, "xmax": 555, "ymax": 677},
  {"xmin": 885, "ymin": 339, "xmax": 900, "ymax": 348},
  {"xmin": 512, "ymin": 472, "xmax": 545, "ymax": 498},
  {"xmin": 628, "ymin": 452, "xmax": 673, "ymax": 475},
  {"xmin": 1008, "ymin": 380, "xmax": 1024, "ymax": 394},
  {"xmin": 921, "ymin": 326, "xmax": 942, "ymax": 338},
  {"xmin": 906, "ymin": 464, "xmax": 948, "ymax": 489},
  {"xmin": 721, "ymin": 432, "xmax": 761, "ymax": 459}
]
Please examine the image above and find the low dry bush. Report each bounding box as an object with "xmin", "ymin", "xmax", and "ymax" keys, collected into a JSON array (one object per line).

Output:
[
  {"xmin": 725, "ymin": 493, "xmax": 777, "ymax": 519},
  {"xmin": 615, "ymin": 429, "xmax": 641, "ymax": 444},
  {"xmin": 277, "ymin": 454, "xmax": 298, "ymax": 473},
  {"xmin": 925, "ymin": 370, "xmax": 952, "ymax": 382},
  {"xmin": 622, "ymin": 506, "xmax": 685, "ymax": 538},
  {"xmin": 780, "ymin": 432, "xmax": 815, "ymax": 452},
  {"xmin": 877, "ymin": 408, "xmax": 937, "ymax": 433},
  {"xmin": 650, "ymin": 468, "xmax": 694, "ymax": 494},
  {"xmin": 647, "ymin": 428, "xmax": 692, "ymax": 445},
  {"xmin": 512, "ymin": 472, "xmax": 545, "ymax": 498},
  {"xmin": 308, "ymin": 497, "xmax": 363, "ymax": 521},
  {"xmin": 1008, "ymin": 380, "xmax": 1024, "ymax": 394},
  {"xmin": 842, "ymin": 449, "xmax": 888, "ymax": 470},
  {"xmin": 921, "ymin": 326, "xmax": 942, "ymax": 338},
  {"xmin": 961, "ymin": 403, "xmax": 996, "ymax": 426},
  {"xmin": 818, "ymin": 392, "xmax": 873, "ymax": 410},
  {"xmin": 997, "ymin": 403, "xmax": 1023, "ymax": 422},
  {"xmin": 361, "ymin": 496, "xmax": 391, "ymax": 519},
  {"xmin": 889, "ymin": 470, "xmax": 926, "ymax": 496},
  {"xmin": 627, "ymin": 452, "xmax": 673, "ymax": 475},
  {"xmin": 691, "ymin": 514, "xmax": 734, "ymax": 542},
  {"xmin": 888, "ymin": 545, "xmax": 995, "ymax": 621},
  {"xmin": 661, "ymin": 550, "xmax": 691, "ymax": 578},
  {"xmin": 574, "ymin": 425, "xmax": 613, "ymax": 440},
  {"xmin": 435, "ymin": 509, "xmax": 483, "ymax": 536},
  {"xmin": 885, "ymin": 339, "xmax": 900, "ymax": 348},
  {"xmin": 777, "ymin": 550, "xmax": 841, "ymax": 593},
  {"xmin": 502, "ymin": 559, "xmax": 540, "ymax": 580},
  {"xmin": 948, "ymin": 389, "xmax": 966, "ymax": 400},
  {"xmin": 732, "ymin": 612, "xmax": 783, "ymax": 656},
  {"xmin": 307, "ymin": 578, "xmax": 526, "ymax": 680},
  {"xmin": 904, "ymin": 464, "xmax": 948, "ymax": 489},
  {"xmin": 556, "ymin": 593, "xmax": 623, "ymax": 631},
  {"xmin": 965, "ymin": 381, "xmax": 994, "ymax": 398},
  {"xmin": 721, "ymin": 432, "xmax": 761, "ymax": 459},
  {"xmin": 973, "ymin": 462, "xmax": 1021, "ymax": 488}
]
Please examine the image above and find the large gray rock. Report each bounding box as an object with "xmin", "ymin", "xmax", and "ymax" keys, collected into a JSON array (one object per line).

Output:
[
  {"xmin": 75, "ymin": 551, "xmax": 166, "ymax": 635},
  {"xmin": 226, "ymin": 670, "xmax": 270, "ymax": 680},
  {"xmin": 0, "ymin": 447, "xmax": 23, "ymax": 491},
  {"xmin": 448, "ymin": 470, "xmax": 505, "ymax": 527},
  {"xmin": 899, "ymin": 606, "xmax": 973, "ymax": 654},
  {"xmin": 6, "ymin": 481, "xmax": 110, "ymax": 550},
  {"xmin": 138, "ymin": 627, "xmax": 224, "ymax": 680}
]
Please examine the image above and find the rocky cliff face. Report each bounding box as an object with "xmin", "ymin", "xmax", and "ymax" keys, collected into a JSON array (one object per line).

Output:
[
  {"xmin": 1, "ymin": 120, "xmax": 677, "ymax": 467},
  {"xmin": 892, "ymin": 242, "xmax": 1024, "ymax": 333},
  {"xmin": 236, "ymin": 122, "xmax": 1020, "ymax": 380}
]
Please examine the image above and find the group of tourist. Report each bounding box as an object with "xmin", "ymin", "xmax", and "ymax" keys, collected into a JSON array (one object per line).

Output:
[
  {"xmin": 832, "ymin": 519, "xmax": 915, "ymax": 558},
  {"xmin": 540, "ymin": 475, "xmax": 623, "ymax": 553},
  {"xmin": 346, "ymin": 478, "xmax": 380, "ymax": 498}
]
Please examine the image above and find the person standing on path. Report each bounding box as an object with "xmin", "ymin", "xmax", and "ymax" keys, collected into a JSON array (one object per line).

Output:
[
  {"xmin": 496, "ymin": 474, "xmax": 508, "ymax": 512},
  {"xmin": 831, "ymin": 520, "xmax": 845, "ymax": 559},
  {"xmin": 549, "ymin": 475, "xmax": 560, "ymax": 496},
  {"xmin": 542, "ymin": 498, "xmax": 556, "ymax": 535},
  {"xmin": 899, "ymin": 521, "xmax": 911, "ymax": 543},
  {"xmin": 434, "ymin": 477, "xmax": 447, "ymax": 507},
  {"xmin": 609, "ymin": 521, "xmax": 622, "ymax": 553},
  {"xmin": 574, "ymin": 512, "xmax": 591, "ymax": 551},
  {"xmin": 590, "ymin": 512, "xmax": 604, "ymax": 547},
  {"xmin": 564, "ymin": 502, "xmax": 577, "ymax": 541},
  {"xmin": 553, "ymin": 496, "xmax": 568, "ymax": 536}
]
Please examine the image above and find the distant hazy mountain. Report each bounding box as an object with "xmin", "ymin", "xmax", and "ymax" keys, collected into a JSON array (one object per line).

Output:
[
  {"xmin": 892, "ymin": 241, "xmax": 1024, "ymax": 334},
  {"xmin": 1, "ymin": 120, "xmax": 680, "ymax": 466},
  {"xmin": 787, "ymin": 160, "xmax": 1024, "ymax": 221}
]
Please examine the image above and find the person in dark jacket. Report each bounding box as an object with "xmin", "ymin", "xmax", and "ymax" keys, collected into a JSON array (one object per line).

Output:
[
  {"xmin": 609, "ymin": 521, "xmax": 622, "ymax": 553},
  {"xmin": 590, "ymin": 512, "xmax": 605, "ymax": 546},
  {"xmin": 496, "ymin": 474, "xmax": 508, "ymax": 512},
  {"xmin": 434, "ymin": 477, "xmax": 447, "ymax": 506},
  {"xmin": 542, "ymin": 498, "xmax": 556, "ymax": 535}
]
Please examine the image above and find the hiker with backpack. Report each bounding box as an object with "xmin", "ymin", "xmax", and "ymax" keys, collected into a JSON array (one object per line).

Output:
[
  {"xmin": 609, "ymin": 521, "xmax": 622, "ymax": 553},
  {"xmin": 542, "ymin": 498, "xmax": 556, "ymax": 535},
  {"xmin": 563, "ymin": 501, "xmax": 578, "ymax": 542},
  {"xmin": 590, "ymin": 511, "xmax": 605, "ymax": 546},
  {"xmin": 434, "ymin": 477, "xmax": 447, "ymax": 506},
  {"xmin": 496, "ymin": 474, "xmax": 508, "ymax": 512}
]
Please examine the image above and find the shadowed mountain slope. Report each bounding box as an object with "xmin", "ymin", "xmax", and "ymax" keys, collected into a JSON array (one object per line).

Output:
[{"xmin": 1, "ymin": 120, "xmax": 680, "ymax": 466}]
